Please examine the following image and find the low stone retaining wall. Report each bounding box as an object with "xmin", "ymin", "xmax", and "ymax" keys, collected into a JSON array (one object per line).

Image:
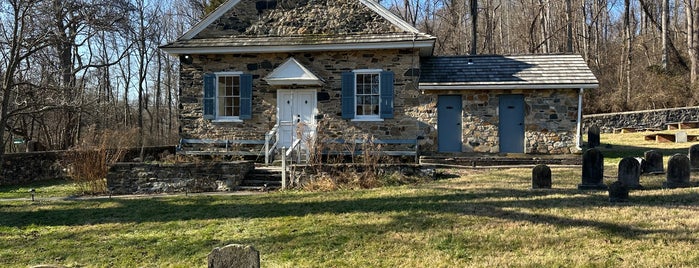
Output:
[
  {"xmin": 0, "ymin": 151, "xmax": 67, "ymax": 186},
  {"xmin": 0, "ymin": 146, "xmax": 175, "ymax": 186},
  {"xmin": 583, "ymin": 106, "xmax": 699, "ymax": 133},
  {"xmin": 106, "ymin": 161, "xmax": 254, "ymax": 195}
]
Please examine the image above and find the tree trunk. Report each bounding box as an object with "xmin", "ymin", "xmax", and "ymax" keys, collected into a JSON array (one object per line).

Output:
[
  {"xmin": 662, "ymin": 0, "xmax": 669, "ymax": 70},
  {"xmin": 470, "ymin": 0, "xmax": 478, "ymax": 55}
]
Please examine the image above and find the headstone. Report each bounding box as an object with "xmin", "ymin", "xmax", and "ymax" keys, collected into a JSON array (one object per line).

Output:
[
  {"xmin": 587, "ymin": 125, "xmax": 600, "ymax": 148},
  {"xmin": 676, "ymin": 131, "xmax": 688, "ymax": 143},
  {"xmin": 608, "ymin": 181, "xmax": 629, "ymax": 202},
  {"xmin": 208, "ymin": 244, "xmax": 260, "ymax": 268},
  {"xmin": 635, "ymin": 157, "xmax": 647, "ymax": 174},
  {"xmin": 644, "ymin": 150, "xmax": 664, "ymax": 174},
  {"xmin": 689, "ymin": 144, "xmax": 699, "ymax": 171},
  {"xmin": 579, "ymin": 148, "xmax": 607, "ymax": 190},
  {"xmin": 617, "ymin": 157, "xmax": 643, "ymax": 189},
  {"xmin": 532, "ymin": 164, "xmax": 552, "ymax": 189},
  {"xmin": 664, "ymin": 154, "xmax": 692, "ymax": 189}
]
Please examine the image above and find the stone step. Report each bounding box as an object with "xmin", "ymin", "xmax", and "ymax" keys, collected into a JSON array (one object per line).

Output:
[
  {"xmin": 235, "ymin": 185, "xmax": 280, "ymax": 191},
  {"xmin": 240, "ymin": 179, "xmax": 282, "ymax": 187}
]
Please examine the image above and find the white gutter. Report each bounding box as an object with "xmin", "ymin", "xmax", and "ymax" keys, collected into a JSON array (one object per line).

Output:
[
  {"xmin": 576, "ymin": 88, "xmax": 584, "ymax": 150},
  {"xmin": 419, "ymin": 84, "xmax": 599, "ymax": 90}
]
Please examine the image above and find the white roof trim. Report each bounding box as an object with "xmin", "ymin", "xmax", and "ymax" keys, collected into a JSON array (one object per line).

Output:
[
  {"xmin": 161, "ymin": 39, "xmax": 435, "ymax": 55},
  {"xmin": 264, "ymin": 57, "xmax": 324, "ymax": 86},
  {"xmin": 178, "ymin": 0, "xmax": 428, "ymax": 41},
  {"xmin": 419, "ymin": 84, "xmax": 599, "ymax": 90},
  {"xmin": 180, "ymin": 0, "xmax": 241, "ymax": 40},
  {"xmin": 358, "ymin": 0, "xmax": 422, "ymax": 34}
]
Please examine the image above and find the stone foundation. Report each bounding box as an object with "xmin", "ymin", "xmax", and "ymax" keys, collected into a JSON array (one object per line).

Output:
[{"xmin": 107, "ymin": 161, "xmax": 254, "ymax": 195}]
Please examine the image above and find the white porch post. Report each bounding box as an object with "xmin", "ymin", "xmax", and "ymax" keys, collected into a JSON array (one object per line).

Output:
[{"xmin": 576, "ymin": 88, "xmax": 584, "ymax": 150}]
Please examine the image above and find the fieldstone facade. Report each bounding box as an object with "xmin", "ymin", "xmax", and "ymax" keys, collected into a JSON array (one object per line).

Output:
[
  {"xmin": 179, "ymin": 49, "xmax": 428, "ymax": 151},
  {"xmin": 196, "ymin": 0, "xmax": 401, "ymax": 38},
  {"xmin": 419, "ymin": 89, "xmax": 579, "ymax": 154}
]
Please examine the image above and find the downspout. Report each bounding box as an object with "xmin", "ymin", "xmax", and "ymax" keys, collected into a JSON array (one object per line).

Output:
[{"xmin": 575, "ymin": 88, "xmax": 584, "ymax": 150}]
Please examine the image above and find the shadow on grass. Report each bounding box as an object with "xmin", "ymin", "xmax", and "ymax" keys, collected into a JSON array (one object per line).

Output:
[{"xmin": 2, "ymin": 187, "xmax": 697, "ymax": 242}]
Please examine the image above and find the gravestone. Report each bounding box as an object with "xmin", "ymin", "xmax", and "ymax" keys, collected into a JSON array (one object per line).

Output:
[
  {"xmin": 608, "ymin": 181, "xmax": 629, "ymax": 202},
  {"xmin": 635, "ymin": 157, "xmax": 647, "ymax": 174},
  {"xmin": 579, "ymin": 148, "xmax": 607, "ymax": 190},
  {"xmin": 689, "ymin": 144, "xmax": 699, "ymax": 171},
  {"xmin": 532, "ymin": 164, "xmax": 552, "ymax": 189},
  {"xmin": 618, "ymin": 157, "xmax": 643, "ymax": 189},
  {"xmin": 663, "ymin": 154, "xmax": 692, "ymax": 189},
  {"xmin": 587, "ymin": 125, "xmax": 600, "ymax": 148},
  {"xmin": 676, "ymin": 131, "xmax": 688, "ymax": 143},
  {"xmin": 644, "ymin": 150, "xmax": 664, "ymax": 174},
  {"xmin": 208, "ymin": 244, "xmax": 260, "ymax": 268}
]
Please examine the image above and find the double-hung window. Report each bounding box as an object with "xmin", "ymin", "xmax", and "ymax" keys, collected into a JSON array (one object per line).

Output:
[
  {"xmin": 203, "ymin": 72, "xmax": 252, "ymax": 121},
  {"xmin": 217, "ymin": 75, "xmax": 241, "ymax": 117},
  {"xmin": 342, "ymin": 69, "xmax": 394, "ymax": 120}
]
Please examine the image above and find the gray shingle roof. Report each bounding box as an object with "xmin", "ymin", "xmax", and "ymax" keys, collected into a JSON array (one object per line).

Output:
[{"xmin": 419, "ymin": 54, "xmax": 598, "ymax": 89}]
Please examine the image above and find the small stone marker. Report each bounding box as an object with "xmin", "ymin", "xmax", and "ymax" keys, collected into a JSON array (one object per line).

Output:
[
  {"xmin": 579, "ymin": 148, "xmax": 607, "ymax": 190},
  {"xmin": 618, "ymin": 157, "xmax": 643, "ymax": 189},
  {"xmin": 588, "ymin": 125, "xmax": 601, "ymax": 148},
  {"xmin": 532, "ymin": 164, "xmax": 552, "ymax": 189},
  {"xmin": 208, "ymin": 244, "xmax": 260, "ymax": 268},
  {"xmin": 664, "ymin": 154, "xmax": 692, "ymax": 189},
  {"xmin": 644, "ymin": 150, "xmax": 664, "ymax": 174},
  {"xmin": 676, "ymin": 131, "xmax": 688, "ymax": 143},
  {"xmin": 689, "ymin": 144, "xmax": 699, "ymax": 171},
  {"xmin": 608, "ymin": 181, "xmax": 629, "ymax": 202}
]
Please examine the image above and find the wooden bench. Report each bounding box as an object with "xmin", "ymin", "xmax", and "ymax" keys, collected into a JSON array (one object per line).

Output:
[
  {"xmin": 644, "ymin": 133, "xmax": 699, "ymax": 143},
  {"xmin": 177, "ymin": 139, "xmax": 266, "ymax": 156},
  {"xmin": 666, "ymin": 121, "xmax": 699, "ymax": 130},
  {"xmin": 324, "ymin": 138, "xmax": 419, "ymax": 161}
]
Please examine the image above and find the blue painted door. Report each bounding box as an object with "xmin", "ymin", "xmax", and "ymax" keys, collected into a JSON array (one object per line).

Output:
[
  {"xmin": 438, "ymin": 95, "xmax": 462, "ymax": 152},
  {"xmin": 499, "ymin": 94, "xmax": 525, "ymax": 153}
]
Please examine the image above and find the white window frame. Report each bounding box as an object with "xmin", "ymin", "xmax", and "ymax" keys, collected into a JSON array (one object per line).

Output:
[
  {"xmin": 352, "ymin": 69, "xmax": 384, "ymax": 122},
  {"xmin": 213, "ymin": 71, "xmax": 244, "ymax": 122}
]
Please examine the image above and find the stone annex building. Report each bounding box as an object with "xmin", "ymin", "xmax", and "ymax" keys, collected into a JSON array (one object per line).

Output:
[{"xmin": 160, "ymin": 0, "xmax": 599, "ymax": 160}]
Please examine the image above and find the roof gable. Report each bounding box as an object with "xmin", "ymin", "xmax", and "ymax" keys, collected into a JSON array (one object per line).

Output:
[
  {"xmin": 182, "ymin": 0, "xmax": 420, "ymax": 40},
  {"xmin": 264, "ymin": 57, "xmax": 324, "ymax": 86}
]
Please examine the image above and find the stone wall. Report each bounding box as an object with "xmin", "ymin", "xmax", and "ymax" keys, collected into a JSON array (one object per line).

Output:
[
  {"xmin": 0, "ymin": 151, "xmax": 67, "ymax": 186},
  {"xmin": 107, "ymin": 161, "xmax": 254, "ymax": 195},
  {"xmin": 179, "ymin": 49, "xmax": 428, "ymax": 152},
  {"xmin": 583, "ymin": 106, "xmax": 699, "ymax": 133},
  {"xmin": 0, "ymin": 146, "xmax": 175, "ymax": 186}
]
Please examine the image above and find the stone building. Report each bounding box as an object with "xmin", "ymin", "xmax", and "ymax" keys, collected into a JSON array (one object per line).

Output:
[{"xmin": 160, "ymin": 0, "xmax": 598, "ymax": 158}]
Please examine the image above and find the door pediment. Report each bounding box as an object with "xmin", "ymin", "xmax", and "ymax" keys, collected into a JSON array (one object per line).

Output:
[{"xmin": 265, "ymin": 57, "xmax": 324, "ymax": 86}]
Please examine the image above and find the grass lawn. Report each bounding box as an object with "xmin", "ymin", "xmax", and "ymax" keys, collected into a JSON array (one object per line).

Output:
[{"xmin": 1, "ymin": 131, "xmax": 699, "ymax": 267}]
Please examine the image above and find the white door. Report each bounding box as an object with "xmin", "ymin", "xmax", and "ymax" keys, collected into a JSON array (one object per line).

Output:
[{"xmin": 277, "ymin": 90, "xmax": 316, "ymax": 149}]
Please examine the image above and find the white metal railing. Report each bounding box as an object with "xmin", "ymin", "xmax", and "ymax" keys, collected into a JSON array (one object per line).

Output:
[
  {"xmin": 264, "ymin": 124, "xmax": 279, "ymax": 165},
  {"xmin": 281, "ymin": 138, "xmax": 305, "ymax": 189}
]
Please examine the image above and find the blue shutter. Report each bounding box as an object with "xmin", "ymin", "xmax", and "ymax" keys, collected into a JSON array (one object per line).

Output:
[
  {"xmin": 380, "ymin": 71, "xmax": 394, "ymax": 119},
  {"xmin": 203, "ymin": 73, "xmax": 216, "ymax": 120},
  {"xmin": 239, "ymin": 74, "xmax": 253, "ymax": 120},
  {"xmin": 341, "ymin": 72, "xmax": 355, "ymax": 119}
]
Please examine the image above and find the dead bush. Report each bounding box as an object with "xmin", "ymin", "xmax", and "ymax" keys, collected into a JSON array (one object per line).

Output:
[{"xmin": 64, "ymin": 128, "xmax": 136, "ymax": 194}]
